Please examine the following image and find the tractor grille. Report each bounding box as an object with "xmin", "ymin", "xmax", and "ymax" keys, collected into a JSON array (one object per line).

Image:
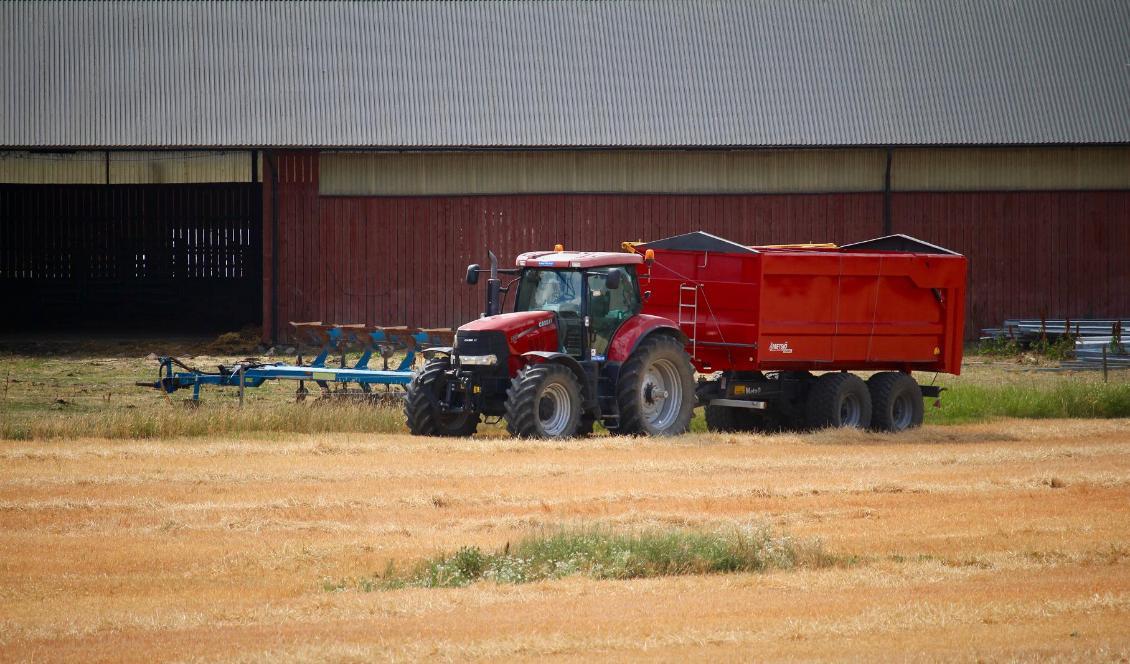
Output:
[{"xmin": 454, "ymin": 330, "xmax": 509, "ymax": 369}]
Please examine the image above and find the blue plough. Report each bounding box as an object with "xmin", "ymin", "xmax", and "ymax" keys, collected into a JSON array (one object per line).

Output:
[{"xmin": 138, "ymin": 322, "xmax": 453, "ymax": 402}]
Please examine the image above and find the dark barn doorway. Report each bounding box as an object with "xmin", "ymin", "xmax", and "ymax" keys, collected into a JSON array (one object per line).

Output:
[{"xmin": 0, "ymin": 183, "xmax": 261, "ymax": 332}]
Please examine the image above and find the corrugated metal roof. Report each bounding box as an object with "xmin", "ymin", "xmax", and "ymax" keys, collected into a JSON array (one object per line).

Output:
[{"xmin": 2, "ymin": 1, "xmax": 1129, "ymax": 148}]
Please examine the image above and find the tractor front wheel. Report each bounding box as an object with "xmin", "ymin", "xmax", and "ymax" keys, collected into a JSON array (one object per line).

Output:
[
  {"xmin": 617, "ymin": 335, "xmax": 695, "ymax": 436},
  {"xmin": 505, "ymin": 363, "xmax": 583, "ymax": 439},
  {"xmin": 404, "ymin": 358, "xmax": 480, "ymax": 437}
]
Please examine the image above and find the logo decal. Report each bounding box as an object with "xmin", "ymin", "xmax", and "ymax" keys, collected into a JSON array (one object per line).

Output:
[{"xmin": 768, "ymin": 341, "xmax": 793, "ymax": 354}]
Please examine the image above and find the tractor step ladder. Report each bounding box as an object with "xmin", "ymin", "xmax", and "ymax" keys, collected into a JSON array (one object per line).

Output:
[{"xmin": 678, "ymin": 283, "xmax": 699, "ymax": 359}]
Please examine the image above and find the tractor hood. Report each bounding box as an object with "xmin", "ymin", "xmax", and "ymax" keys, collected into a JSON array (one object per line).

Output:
[
  {"xmin": 458, "ymin": 310, "xmax": 555, "ymax": 335},
  {"xmin": 457, "ymin": 311, "xmax": 559, "ymax": 365}
]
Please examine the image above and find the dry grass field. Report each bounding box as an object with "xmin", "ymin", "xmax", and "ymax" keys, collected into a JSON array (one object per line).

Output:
[
  {"xmin": 2, "ymin": 338, "xmax": 1130, "ymax": 661},
  {"xmin": 2, "ymin": 420, "xmax": 1130, "ymax": 662}
]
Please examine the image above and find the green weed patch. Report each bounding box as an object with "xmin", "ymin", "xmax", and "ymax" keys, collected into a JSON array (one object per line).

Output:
[
  {"xmin": 926, "ymin": 381, "xmax": 1130, "ymax": 424},
  {"xmin": 328, "ymin": 527, "xmax": 847, "ymax": 591}
]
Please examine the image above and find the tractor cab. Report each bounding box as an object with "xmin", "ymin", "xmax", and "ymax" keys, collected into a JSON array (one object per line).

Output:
[
  {"xmin": 461, "ymin": 248, "xmax": 645, "ymax": 363},
  {"xmin": 509, "ymin": 250, "xmax": 644, "ymax": 361}
]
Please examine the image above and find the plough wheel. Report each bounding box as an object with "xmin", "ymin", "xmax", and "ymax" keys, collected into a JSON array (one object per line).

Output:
[{"xmin": 404, "ymin": 358, "xmax": 480, "ymax": 437}]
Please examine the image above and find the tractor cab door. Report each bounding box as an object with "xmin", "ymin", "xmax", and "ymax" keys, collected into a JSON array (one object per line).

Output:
[{"xmin": 586, "ymin": 266, "xmax": 641, "ymax": 361}]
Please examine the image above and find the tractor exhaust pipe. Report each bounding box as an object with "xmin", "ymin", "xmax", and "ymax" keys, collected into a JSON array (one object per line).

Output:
[
  {"xmin": 467, "ymin": 250, "xmax": 515, "ymax": 317},
  {"xmin": 485, "ymin": 250, "xmax": 503, "ymax": 317}
]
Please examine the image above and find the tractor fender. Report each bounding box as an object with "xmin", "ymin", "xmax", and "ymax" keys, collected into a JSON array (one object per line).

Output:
[
  {"xmin": 606, "ymin": 315, "xmax": 688, "ymax": 364},
  {"xmin": 519, "ymin": 351, "xmax": 595, "ymax": 412},
  {"xmin": 421, "ymin": 347, "xmax": 454, "ymax": 360}
]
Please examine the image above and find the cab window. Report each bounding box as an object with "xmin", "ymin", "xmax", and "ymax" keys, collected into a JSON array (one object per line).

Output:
[{"xmin": 514, "ymin": 269, "xmax": 583, "ymax": 315}]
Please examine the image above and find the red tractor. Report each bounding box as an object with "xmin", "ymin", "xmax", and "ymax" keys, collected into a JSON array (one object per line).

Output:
[
  {"xmin": 404, "ymin": 247, "xmax": 696, "ymax": 438},
  {"xmin": 405, "ymin": 232, "xmax": 966, "ymax": 439}
]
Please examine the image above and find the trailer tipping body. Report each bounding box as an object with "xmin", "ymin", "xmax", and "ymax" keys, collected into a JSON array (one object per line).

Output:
[{"xmin": 635, "ymin": 232, "xmax": 967, "ymax": 376}]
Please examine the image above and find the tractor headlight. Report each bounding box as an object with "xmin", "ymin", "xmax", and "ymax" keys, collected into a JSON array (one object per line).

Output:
[{"xmin": 458, "ymin": 354, "xmax": 498, "ymax": 366}]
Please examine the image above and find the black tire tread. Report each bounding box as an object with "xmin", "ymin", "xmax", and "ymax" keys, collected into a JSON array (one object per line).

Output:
[
  {"xmin": 704, "ymin": 404, "xmax": 741, "ymax": 432},
  {"xmin": 706, "ymin": 403, "xmax": 785, "ymax": 434}
]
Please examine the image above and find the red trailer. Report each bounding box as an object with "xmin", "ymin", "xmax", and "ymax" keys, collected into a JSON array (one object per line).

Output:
[
  {"xmin": 406, "ymin": 231, "xmax": 966, "ymax": 440},
  {"xmin": 634, "ymin": 232, "xmax": 967, "ymax": 432}
]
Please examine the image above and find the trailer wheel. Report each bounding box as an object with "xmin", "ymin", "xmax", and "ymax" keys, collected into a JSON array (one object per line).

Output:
[
  {"xmin": 771, "ymin": 371, "xmax": 813, "ymax": 431},
  {"xmin": 704, "ymin": 404, "xmax": 742, "ymax": 432},
  {"xmin": 505, "ymin": 363, "xmax": 582, "ymax": 439},
  {"xmin": 867, "ymin": 372, "xmax": 924, "ymax": 432},
  {"xmin": 705, "ymin": 405, "xmax": 784, "ymax": 433},
  {"xmin": 617, "ymin": 335, "xmax": 695, "ymax": 436},
  {"xmin": 404, "ymin": 358, "xmax": 480, "ymax": 437},
  {"xmin": 804, "ymin": 372, "xmax": 872, "ymax": 430}
]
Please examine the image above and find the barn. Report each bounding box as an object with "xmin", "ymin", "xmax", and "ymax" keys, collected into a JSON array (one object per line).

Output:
[{"xmin": 2, "ymin": 1, "xmax": 1128, "ymax": 341}]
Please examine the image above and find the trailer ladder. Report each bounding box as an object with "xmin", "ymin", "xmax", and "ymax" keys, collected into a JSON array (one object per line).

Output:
[{"xmin": 678, "ymin": 283, "xmax": 699, "ymax": 359}]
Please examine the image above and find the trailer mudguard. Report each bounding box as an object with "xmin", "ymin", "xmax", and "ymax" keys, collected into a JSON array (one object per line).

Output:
[{"xmin": 606, "ymin": 315, "xmax": 688, "ymax": 364}]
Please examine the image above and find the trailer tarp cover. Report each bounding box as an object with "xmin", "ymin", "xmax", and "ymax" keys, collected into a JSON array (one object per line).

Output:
[
  {"xmin": 840, "ymin": 234, "xmax": 961, "ymax": 255},
  {"xmin": 641, "ymin": 231, "xmax": 758, "ymax": 254}
]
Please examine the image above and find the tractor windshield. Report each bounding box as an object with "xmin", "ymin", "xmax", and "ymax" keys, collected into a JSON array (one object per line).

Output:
[{"xmin": 514, "ymin": 269, "xmax": 584, "ymax": 315}]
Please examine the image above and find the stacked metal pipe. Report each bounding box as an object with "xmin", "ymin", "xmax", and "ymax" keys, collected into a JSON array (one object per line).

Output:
[{"xmin": 980, "ymin": 318, "xmax": 1128, "ymax": 370}]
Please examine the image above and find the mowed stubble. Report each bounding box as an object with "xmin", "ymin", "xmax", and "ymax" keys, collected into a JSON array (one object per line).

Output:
[{"xmin": 1, "ymin": 420, "xmax": 1129, "ymax": 662}]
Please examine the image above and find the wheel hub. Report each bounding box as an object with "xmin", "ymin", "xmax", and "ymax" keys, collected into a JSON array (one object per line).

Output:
[
  {"xmin": 638, "ymin": 359, "xmax": 682, "ymax": 430},
  {"xmin": 891, "ymin": 392, "xmax": 913, "ymax": 429},
  {"xmin": 643, "ymin": 382, "xmax": 669, "ymax": 403},
  {"xmin": 839, "ymin": 393, "xmax": 862, "ymax": 426},
  {"xmin": 538, "ymin": 382, "xmax": 573, "ymax": 436}
]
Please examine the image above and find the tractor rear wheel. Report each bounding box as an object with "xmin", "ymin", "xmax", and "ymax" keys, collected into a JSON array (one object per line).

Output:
[
  {"xmin": 804, "ymin": 372, "xmax": 872, "ymax": 430},
  {"xmin": 617, "ymin": 335, "xmax": 695, "ymax": 436},
  {"xmin": 867, "ymin": 372, "xmax": 924, "ymax": 432},
  {"xmin": 505, "ymin": 363, "xmax": 582, "ymax": 439},
  {"xmin": 404, "ymin": 358, "xmax": 480, "ymax": 437}
]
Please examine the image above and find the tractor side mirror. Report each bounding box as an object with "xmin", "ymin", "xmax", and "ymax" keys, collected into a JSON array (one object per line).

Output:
[
  {"xmin": 605, "ymin": 270, "xmax": 622, "ymax": 290},
  {"xmin": 466, "ymin": 264, "xmax": 480, "ymax": 285}
]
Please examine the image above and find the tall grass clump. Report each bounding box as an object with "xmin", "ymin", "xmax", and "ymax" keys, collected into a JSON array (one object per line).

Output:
[
  {"xmin": 0, "ymin": 402, "xmax": 406, "ymax": 440},
  {"xmin": 926, "ymin": 381, "xmax": 1130, "ymax": 424},
  {"xmin": 337, "ymin": 527, "xmax": 844, "ymax": 590}
]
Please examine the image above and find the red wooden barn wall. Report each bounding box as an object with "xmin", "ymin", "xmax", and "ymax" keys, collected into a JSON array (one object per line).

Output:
[
  {"xmin": 893, "ymin": 191, "xmax": 1130, "ymax": 338},
  {"xmin": 263, "ymin": 151, "xmax": 1130, "ymax": 342}
]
